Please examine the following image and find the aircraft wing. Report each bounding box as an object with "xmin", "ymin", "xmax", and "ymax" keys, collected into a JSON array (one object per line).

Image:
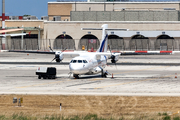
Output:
[
  {"xmin": 60, "ymin": 51, "xmax": 120, "ymax": 57},
  {"xmin": 0, "ymin": 29, "xmax": 23, "ymax": 34},
  {"xmin": 9, "ymin": 50, "xmax": 89, "ymax": 55},
  {"xmin": 9, "ymin": 50, "xmax": 55, "ymax": 54},
  {"xmin": 94, "ymin": 52, "xmax": 121, "ymax": 56},
  {"xmin": 120, "ymin": 52, "xmax": 172, "ymax": 55}
]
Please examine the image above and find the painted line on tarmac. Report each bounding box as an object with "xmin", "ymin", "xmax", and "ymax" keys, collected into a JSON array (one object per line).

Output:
[
  {"xmin": 94, "ymin": 74, "xmax": 175, "ymax": 89},
  {"xmin": 91, "ymin": 78, "xmax": 104, "ymax": 81},
  {"xmin": 113, "ymin": 66, "xmax": 170, "ymax": 75},
  {"xmin": 16, "ymin": 80, "xmax": 71, "ymax": 89}
]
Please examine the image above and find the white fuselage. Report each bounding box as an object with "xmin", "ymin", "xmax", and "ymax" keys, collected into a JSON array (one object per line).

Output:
[{"xmin": 69, "ymin": 53, "xmax": 107, "ymax": 75}]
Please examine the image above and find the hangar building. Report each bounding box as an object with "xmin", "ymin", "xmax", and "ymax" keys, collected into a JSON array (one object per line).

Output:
[{"xmin": 1, "ymin": 1, "xmax": 180, "ymax": 51}]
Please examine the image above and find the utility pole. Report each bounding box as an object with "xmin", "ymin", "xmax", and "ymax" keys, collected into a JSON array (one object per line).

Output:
[{"xmin": 2, "ymin": 0, "xmax": 6, "ymax": 50}]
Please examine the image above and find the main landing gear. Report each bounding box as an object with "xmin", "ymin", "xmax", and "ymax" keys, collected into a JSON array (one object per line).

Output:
[
  {"xmin": 73, "ymin": 74, "xmax": 79, "ymax": 79},
  {"xmin": 101, "ymin": 69, "xmax": 108, "ymax": 78}
]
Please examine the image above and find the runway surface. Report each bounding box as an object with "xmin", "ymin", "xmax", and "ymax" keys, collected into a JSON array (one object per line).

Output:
[{"xmin": 1, "ymin": 52, "xmax": 180, "ymax": 96}]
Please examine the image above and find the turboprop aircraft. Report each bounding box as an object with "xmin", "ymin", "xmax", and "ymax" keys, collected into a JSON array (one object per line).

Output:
[
  {"xmin": 0, "ymin": 28, "xmax": 26, "ymax": 37},
  {"xmin": 9, "ymin": 24, "xmax": 171, "ymax": 78},
  {"xmin": 51, "ymin": 24, "xmax": 126, "ymax": 78},
  {"xmin": 9, "ymin": 24, "xmax": 127, "ymax": 79}
]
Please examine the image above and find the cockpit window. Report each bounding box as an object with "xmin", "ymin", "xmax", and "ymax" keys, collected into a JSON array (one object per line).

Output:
[
  {"xmin": 71, "ymin": 60, "xmax": 88, "ymax": 63},
  {"xmin": 83, "ymin": 60, "xmax": 88, "ymax": 63},
  {"xmin": 73, "ymin": 60, "xmax": 77, "ymax": 63},
  {"xmin": 78, "ymin": 60, "xmax": 82, "ymax": 63}
]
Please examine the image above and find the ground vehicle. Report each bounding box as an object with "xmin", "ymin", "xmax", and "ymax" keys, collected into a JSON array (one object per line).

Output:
[{"xmin": 36, "ymin": 67, "xmax": 56, "ymax": 79}]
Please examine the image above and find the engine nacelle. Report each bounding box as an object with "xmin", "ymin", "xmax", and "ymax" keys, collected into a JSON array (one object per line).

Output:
[
  {"xmin": 111, "ymin": 53, "xmax": 119, "ymax": 63},
  {"xmin": 93, "ymin": 66, "xmax": 102, "ymax": 74},
  {"xmin": 55, "ymin": 51, "xmax": 64, "ymax": 62}
]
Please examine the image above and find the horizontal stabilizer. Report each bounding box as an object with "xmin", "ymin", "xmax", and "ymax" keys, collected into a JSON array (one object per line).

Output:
[
  {"xmin": 81, "ymin": 28, "xmax": 102, "ymax": 30},
  {"xmin": 81, "ymin": 28, "xmax": 128, "ymax": 31},
  {"xmin": 106, "ymin": 28, "xmax": 129, "ymax": 31},
  {"xmin": 9, "ymin": 50, "xmax": 55, "ymax": 54}
]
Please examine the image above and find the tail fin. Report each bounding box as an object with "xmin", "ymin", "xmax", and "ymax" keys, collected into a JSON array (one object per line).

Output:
[
  {"xmin": 97, "ymin": 24, "xmax": 108, "ymax": 52},
  {"xmin": 81, "ymin": 24, "xmax": 128, "ymax": 52}
]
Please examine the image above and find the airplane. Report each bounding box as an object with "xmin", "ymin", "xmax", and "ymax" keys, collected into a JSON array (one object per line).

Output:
[
  {"xmin": 9, "ymin": 24, "xmax": 126, "ymax": 79},
  {"xmin": 9, "ymin": 24, "xmax": 172, "ymax": 79},
  {"xmin": 50, "ymin": 24, "xmax": 124, "ymax": 78},
  {"xmin": 0, "ymin": 28, "xmax": 26, "ymax": 37}
]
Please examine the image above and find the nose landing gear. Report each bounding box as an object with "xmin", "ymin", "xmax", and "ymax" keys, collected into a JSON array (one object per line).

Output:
[
  {"xmin": 101, "ymin": 69, "xmax": 108, "ymax": 78},
  {"xmin": 73, "ymin": 74, "xmax": 79, "ymax": 79}
]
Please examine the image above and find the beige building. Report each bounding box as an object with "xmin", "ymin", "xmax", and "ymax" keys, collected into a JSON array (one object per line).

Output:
[
  {"xmin": 48, "ymin": 2, "xmax": 180, "ymax": 21},
  {"xmin": 1, "ymin": 2, "xmax": 180, "ymax": 51}
]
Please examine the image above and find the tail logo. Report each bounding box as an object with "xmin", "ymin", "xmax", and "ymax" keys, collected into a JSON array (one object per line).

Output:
[{"xmin": 99, "ymin": 34, "xmax": 108, "ymax": 52}]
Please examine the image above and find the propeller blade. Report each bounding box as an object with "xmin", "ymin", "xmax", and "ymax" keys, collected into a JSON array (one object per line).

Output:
[
  {"xmin": 49, "ymin": 45, "xmax": 53, "ymax": 52},
  {"xmin": 61, "ymin": 48, "xmax": 67, "ymax": 53},
  {"xmin": 50, "ymin": 48, "xmax": 67, "ymax": 62},
  {"xmin": 108, "ymin": 44, "xmax": 117, "ymax": 69},
  {"xmin": 51, "ymin": 58, "xmax": 56, "ymax": 62}
]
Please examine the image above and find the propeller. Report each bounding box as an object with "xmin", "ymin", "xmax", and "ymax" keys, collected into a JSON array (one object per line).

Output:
[
  {"xmin": 108, "ymin": 44, "xmax": 117, "ymax": 69},
  {"xmin": 48, "ymin": 39, "xmax": 53, "ymax": 52},
  {"xmin": 51, "ymin": 48, "xmax": 67, "ymax": 62}
]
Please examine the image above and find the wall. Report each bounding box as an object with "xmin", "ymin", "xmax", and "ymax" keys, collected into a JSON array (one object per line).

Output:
[
  {"xmin": 48, "ymin": 2, "xmax": 180, "ymax": 21},
  {"xmin": 71, "ymin": 11, "xmax": 179, "ymax": 21}
]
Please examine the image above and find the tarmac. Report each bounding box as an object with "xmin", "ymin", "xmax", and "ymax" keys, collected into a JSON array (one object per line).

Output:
[{"xmin": 1, "ymin": 52, "xmax": 180, "ymax": 96}]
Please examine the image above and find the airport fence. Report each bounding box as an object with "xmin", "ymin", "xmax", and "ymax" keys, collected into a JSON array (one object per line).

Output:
[{"xmin": 1, "ymin": 38, "xmax": 180, "ymax": 51}]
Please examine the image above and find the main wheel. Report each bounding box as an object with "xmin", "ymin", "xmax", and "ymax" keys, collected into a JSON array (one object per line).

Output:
[
  {"xmin": 38, "ymin": 75, "xmax": 41, "ymax": 79},
  {"xmin": 52, "ymin": 75, "xmax": 56, "ymax": 79},
  {"xmin": 43, "ymin": 76, "xmax": 47, "ymax": 79},
  {"xmin": 101, "ymin": 69, "xmax": 104, "ymax": 77},
  {"xmin": 73, "ymin": 74, "xmax": 79, "ymax": 79}
]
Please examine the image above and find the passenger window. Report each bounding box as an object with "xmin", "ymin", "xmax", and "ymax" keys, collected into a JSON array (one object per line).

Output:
[
  {"xmin": 83, "ymin": 60, "xmax": 88, "ymax": 63},
  {"xmin": 78, "ymin": 60, "xmax": 82, "ymax": 63},
  {"xmin": 73, "ymin": 60, "xmax": 77, "ymax": 63}
]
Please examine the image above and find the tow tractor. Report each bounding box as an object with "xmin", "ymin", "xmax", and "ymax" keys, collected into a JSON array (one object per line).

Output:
[{"xmin": 36, "ymin": 67, "xmax": 56, "ymax": 79}]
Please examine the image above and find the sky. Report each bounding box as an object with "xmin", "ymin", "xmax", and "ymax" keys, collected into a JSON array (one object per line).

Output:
[{"xmin": 0, "ymin": 0, "xmax": 56, "ymax": 19}]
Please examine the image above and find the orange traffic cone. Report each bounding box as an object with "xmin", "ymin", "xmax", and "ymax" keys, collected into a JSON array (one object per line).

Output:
[{"xmin": 175, "ymin": 73, "xmax": 177, "ymax": 78}]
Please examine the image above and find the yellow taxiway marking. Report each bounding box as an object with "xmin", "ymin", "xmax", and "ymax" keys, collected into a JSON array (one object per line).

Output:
[
  {"xmin": 16, "ymin": 80, "xmax": 71, "ymax": 89},
  {"xmin": 91, "ymin": 78, "xmax": 104, "ymax": 81},
  {"xmin": 95, "ymin": 74, "xmax": 176, "ymax": 89}
]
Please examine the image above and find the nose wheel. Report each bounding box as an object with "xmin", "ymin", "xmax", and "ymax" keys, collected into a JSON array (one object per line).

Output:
[{"xmin": 73, "ymin": 74, "xmax": 79, "ymax": 79}]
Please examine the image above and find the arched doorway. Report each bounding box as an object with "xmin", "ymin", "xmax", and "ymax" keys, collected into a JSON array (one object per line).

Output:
[
  {"xmin": 130, "ymin": 35, "xmax": 149, "ymax": 50},
  {"xmin": 155, "ymin": 35, "xmax": 174, "ymax": 50},
  {"xmin": 108, "ymin": 35, "xmax": 124, "ymax": 50},
  {"xmin": 54, "ymin": 34, "xmax": 75, "ymax": 50},
  {"xmin": 78, "ymin": 34, "xmax": 100, "ymax": 50},
  {"xmin": 11, "ymin": 34, "xmax": 38, "ymax": 50}
]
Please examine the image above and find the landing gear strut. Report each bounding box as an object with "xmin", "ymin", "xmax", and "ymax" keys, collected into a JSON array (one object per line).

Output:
[
  {"xmin": 73, "ymin": 74, "xmax": 79, "ymax": 79},
  {"xmin": 101, "ymin": 69, "xmax": 107, "ymax": 78}
]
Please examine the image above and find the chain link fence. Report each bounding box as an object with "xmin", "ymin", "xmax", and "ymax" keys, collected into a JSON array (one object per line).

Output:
[
  {"xmin": 1, "ymin": 38, "xmax": 180, "ymax": 51},
  {"xmin": 78, "ymin": 39, "xmax": 100, "ymax": 50}
]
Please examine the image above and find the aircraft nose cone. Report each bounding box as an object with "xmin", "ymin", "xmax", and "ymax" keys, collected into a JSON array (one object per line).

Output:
[
  {"xmin": 69, "ymin": 64, "xmax": 80, "ymax": 73},
  {"xmin": 69, "ymin": 63, "xmax": 88, "ymax": 74}
]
